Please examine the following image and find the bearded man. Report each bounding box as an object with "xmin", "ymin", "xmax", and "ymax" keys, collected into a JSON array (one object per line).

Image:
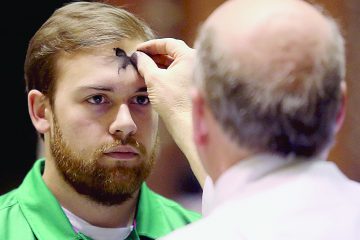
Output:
[{"xmin": 0, "ymin": 2, "xmax": 200, "ymax": 240}]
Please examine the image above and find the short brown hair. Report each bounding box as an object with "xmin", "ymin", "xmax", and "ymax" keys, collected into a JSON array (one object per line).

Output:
[{"xmin": 24, "ymin": 1, "xmax": 154, "ymax": 102}]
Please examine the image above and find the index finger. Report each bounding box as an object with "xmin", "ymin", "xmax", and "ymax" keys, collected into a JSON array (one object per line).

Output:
[{"xmin": 137, "ymin": 38, "xmax": 193, "ymax": 59}]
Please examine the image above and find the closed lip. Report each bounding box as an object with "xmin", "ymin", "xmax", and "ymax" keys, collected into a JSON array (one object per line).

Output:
[{"xmin": 103, "ymin": 145, "xmax": 140, "ymax": 155}]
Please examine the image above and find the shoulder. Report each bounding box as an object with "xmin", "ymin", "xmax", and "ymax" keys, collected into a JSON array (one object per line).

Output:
[
  {"xmin": 0, "ymin": 189, "xmax": 19, "ymax": 213},
  {"xmin": 160, "ymin": 214, "xmax": 240, "ymax": 240},
  {"xmin": 0, "ymin": 189, "xmax": 35, "ymax": 239},
  {"xmin": 136, "ymin": 184, "xmax": 202, "ymax": 238},
  {"xmin": 143, "ymin": 185, "xmax": 201, "ymax": 222}
]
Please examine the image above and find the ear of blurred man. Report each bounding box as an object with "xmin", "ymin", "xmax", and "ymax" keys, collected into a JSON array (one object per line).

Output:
[
  {"xmin": 335, "ymin": 80, "xmax": 347, "ymax": 133},
  {"xmin": 191, "ymin": 88, "xmax": 208, "ymax": 147}
]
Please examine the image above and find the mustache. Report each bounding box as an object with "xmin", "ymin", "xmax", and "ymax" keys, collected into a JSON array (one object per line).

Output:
[{"xmin": 97, "ymin": 137, "xmax": 146, "ymax": 156}]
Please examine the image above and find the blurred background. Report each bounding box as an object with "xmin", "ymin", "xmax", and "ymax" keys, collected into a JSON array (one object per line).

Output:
[{"xmin": 1, "ymin": 0, "xmax": 359, "ymax": 213}]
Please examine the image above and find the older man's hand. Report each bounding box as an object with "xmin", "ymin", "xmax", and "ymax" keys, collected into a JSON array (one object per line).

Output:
[
  {"xmin": 135, "ymin": 38, "xmax": 195, "ymax": 122},
  {"xmin": 135, "ymin": 38, "xmax": 206, "ymax": 186}
]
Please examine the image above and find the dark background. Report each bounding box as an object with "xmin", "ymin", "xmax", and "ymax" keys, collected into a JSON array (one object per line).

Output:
[
  {"xmin": 2, "ymin": 1, "xmax": 359, "ymax": 213},
  {"xmin": 0, "ymin": 1, "xmax": 203, "ymax": 212},
  {"xmin": 0, "ymin": 1, "xmax": 68, "ymax": 194}
]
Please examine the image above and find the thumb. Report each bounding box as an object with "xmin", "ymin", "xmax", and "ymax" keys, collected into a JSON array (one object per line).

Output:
[{"xmin": 133, "ymin": 51, "xmax": 159, "ymax": 81}]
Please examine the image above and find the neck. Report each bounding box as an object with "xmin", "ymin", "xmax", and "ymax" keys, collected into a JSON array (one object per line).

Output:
[
  {"xmin": 42, "ymin": 158, "xmax": 138, "ymax": 228},
  {"xmin": 211, "ymin": 147, "xmax": 253, "ymax": 183},
  {"xmin": 205, "ymin": 115, "xmax": 253, "ymax": 183}
]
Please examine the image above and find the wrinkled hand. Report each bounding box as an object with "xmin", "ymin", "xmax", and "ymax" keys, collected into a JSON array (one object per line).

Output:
[
  {"xmin": 135, "ymin": 38, "xmax": 207, "ymax": 186},
  {"xmin": 135, "ymin": 38, "xmax": 195, "ymax": 121}
]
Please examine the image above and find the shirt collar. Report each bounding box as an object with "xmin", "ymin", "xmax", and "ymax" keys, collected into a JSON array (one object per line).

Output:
[
  {"xmin": 210, "ymin": 153, "xmax": 320, "ymax": 211},
  {"xmin": 62, "ymin": 206, "xmax": 133, "ymax": 240},
  {"xmin": 16, "ymin": 159, "xmax": 79, "ymax": 240},
  {"xmin": 15, "ymin": 159, "xmax": 180, "ymax": 240},
  {"xmin": 135, "ymin": 183, "xmax": 174, "ymax": 239}
]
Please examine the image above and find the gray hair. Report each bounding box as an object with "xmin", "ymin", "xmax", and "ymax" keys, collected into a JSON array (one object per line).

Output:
[{"xmin": 194, "ymin": 14, "xmax": 345, "ymax": 158}]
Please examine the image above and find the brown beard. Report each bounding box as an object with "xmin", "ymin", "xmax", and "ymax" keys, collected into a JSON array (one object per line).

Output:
[{"xmin": 50, "ymin": 116, "xmax": 158, "ymax": 206}]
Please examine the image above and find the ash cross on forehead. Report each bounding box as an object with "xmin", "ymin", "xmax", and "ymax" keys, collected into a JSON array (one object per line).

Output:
[{"xmin": 113, "ymin": 47, "xmax": 138, "ymax": 72}]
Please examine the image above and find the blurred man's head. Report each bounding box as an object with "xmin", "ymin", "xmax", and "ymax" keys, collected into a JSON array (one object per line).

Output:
[
  {"xmin": 26, "ymin": 1, "xmax": 159, "ymax": 205},
  {"xmin": 192, "ymin": 0, "xmax": 346, "ymax": 181}
]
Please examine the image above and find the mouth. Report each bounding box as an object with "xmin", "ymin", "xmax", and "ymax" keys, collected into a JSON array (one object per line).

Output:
[
  {"xmin": 103, "ymin": 145, "xmax": 140, "ymax": 161},
  {"xmin": 104, "ymin": 151, "xmax": 139, "ymax": 160}
]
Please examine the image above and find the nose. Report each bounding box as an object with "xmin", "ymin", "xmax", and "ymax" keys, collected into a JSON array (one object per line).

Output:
[{"xmin": 109, "ymin": 104, "xmax": 137, "ymax": 139}]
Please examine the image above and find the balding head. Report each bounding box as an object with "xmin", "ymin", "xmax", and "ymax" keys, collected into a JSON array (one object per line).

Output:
[
  {"xmin": 206, "ymin": 0, "xmax": 332, "ymax": 48},
  {"xmin": 194, "ymin": 0, "xmax": 345, "ymax": 157}
]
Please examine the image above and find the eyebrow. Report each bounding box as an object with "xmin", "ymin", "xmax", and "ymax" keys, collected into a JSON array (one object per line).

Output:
[
  {"xmin": 77, "ymin": 85, "xmax": 147, "ymax": 93},
  {"xmin": 137, "ymin": 87, "xmax": 147, "ymax": 93}
]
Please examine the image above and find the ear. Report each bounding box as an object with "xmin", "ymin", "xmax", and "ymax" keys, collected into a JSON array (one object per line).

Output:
[
  {"xmin": 335, "ymin": 80, "xmax": 347, "ymax": 133},
  {"xmin": 191, "ymin": 88, "xmax": 209, "ymax": 146},
  {"xmin": 28, "ymin": 90, "xmax": 51, "ymax": 134}
]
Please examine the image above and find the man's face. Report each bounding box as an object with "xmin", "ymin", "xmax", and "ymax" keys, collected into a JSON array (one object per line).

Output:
[{"xmin": 48, "ymin": 40, "xmax": 159, "ymax": 205}]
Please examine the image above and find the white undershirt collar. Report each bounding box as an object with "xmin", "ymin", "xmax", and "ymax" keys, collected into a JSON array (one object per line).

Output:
[{"xmin": 62, "ymin": 206, "xmax": 133, "ymax": 240}]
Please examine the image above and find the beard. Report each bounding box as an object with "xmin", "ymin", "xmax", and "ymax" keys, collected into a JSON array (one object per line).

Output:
[{"xmin": 50, "ymin": 116, "xmax": 158, "ymax": 206}]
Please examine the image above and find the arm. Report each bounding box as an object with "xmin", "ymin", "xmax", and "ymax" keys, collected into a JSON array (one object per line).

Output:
[{"xmin": 135, "ymin": 38, "xmax": 207, "ymax": 187}]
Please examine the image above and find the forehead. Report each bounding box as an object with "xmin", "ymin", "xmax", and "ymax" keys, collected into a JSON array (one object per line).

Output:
[
  {"xmin": 87, "ymin": 39, "xmax": 143, "ymax": 56},
  {"xmin": 54, "ymin": 39, "xmax": 144, "ymax": 92}
]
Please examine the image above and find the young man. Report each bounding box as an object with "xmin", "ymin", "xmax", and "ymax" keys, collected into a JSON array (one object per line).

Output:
[
  {"xmin": 135, "ymin": 0, "xmax": 360, "ymax": 239},
  {"xmin": 0, "ymin": 2, "xmax": 200, "ymax": 239}
]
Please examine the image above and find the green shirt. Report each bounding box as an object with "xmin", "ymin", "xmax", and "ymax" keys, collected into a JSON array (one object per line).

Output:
[{"xmin": 0, "ymin": 159, "xmax": 201, "ymax": 240}]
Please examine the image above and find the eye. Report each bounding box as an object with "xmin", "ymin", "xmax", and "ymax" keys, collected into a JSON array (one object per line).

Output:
[
  {"xmin": 131, "ymin": 95, "xmax": 150, "ymax": 105},
  {"xmin": 87, "ymin": 95, "xmax": 109, "ymax": 105}
]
